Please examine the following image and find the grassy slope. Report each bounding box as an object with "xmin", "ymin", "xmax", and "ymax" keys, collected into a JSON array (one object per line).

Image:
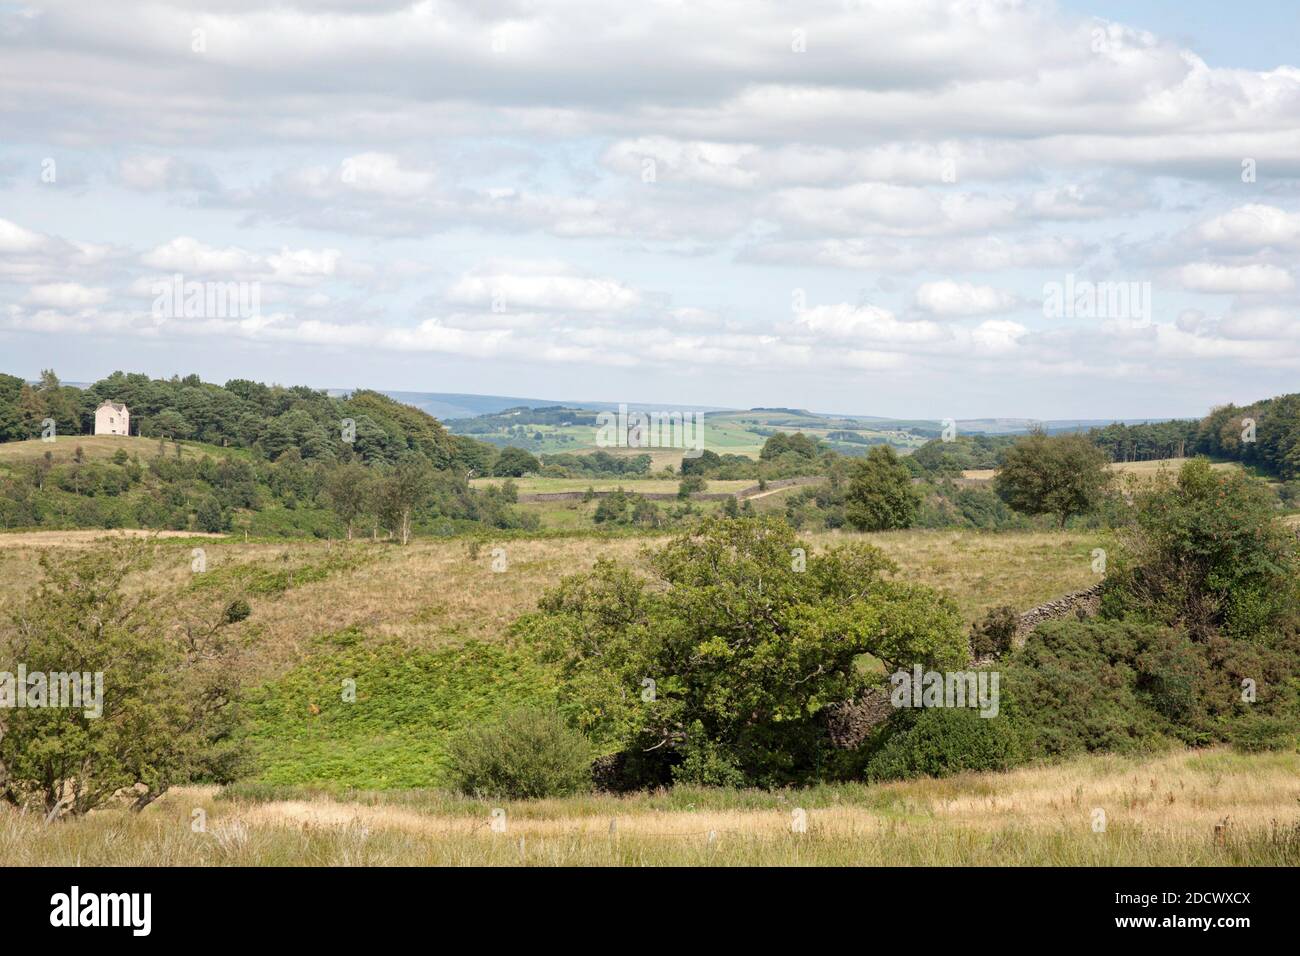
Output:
[
  {"xmin": 0, "ymin": 526, "xmax": 1104, "ymax": 790},
  {"xmin": 0, "ymin": 434, "xmax": 246, "ymax": 464}
]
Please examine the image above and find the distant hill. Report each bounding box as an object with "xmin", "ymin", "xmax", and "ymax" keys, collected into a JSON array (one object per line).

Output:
[
  {"xmin": 360, "ymin": 391, "xmax": 553, "ymax": 420},
  {"xmin": 26, "ymin": 376, "xmax": 1184, "ymax": 436},
  {"xmin": 329, "ymin": 389, "xmax": 733, "ymax": 420}
]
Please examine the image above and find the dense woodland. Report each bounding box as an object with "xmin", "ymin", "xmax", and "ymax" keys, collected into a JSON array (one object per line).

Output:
[{"xmin": 0, "ymin": 371, "xmax": 532, "ymax": 535}]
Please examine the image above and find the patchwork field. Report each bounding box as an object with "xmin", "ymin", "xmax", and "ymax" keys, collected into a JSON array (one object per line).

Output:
[
  {"xmin": 448, "ymin": 407, "xmax": 930, "ymax": 461},
  {"xmin": 4, "ymin": 748, "xmax": 1296, "ymax": 866}
]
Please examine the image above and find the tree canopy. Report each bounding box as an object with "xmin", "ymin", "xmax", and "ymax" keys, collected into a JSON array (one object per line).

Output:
[
  {"xmin": 521, "ymin": 517, "xmax": 967, "ymax": 788},
  {"xmin": 994, "ymin": 431, "xmax": 1111, "ymax": 527}
]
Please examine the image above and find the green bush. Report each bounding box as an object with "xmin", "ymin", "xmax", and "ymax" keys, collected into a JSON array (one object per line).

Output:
[
  {"xmin": 970, "ymin": 605, "xmax": 1018, "ymax": 659},
  {"xmin": 1135, "ymin": 628, "xmax": 1209, "ymax": 723},
  {"xmin": 1101, "ymin": 458, "xmax": 1300, "ymax": 640},
  {"xmin": 447, "ymin": 706, "xmax": 593, "ymax": 799},
  {"xmin": 864, "ymin": 706, "xmax": 1021, "ymax": 782},
  {"xmin": 1000, "ymin": 619, "xmax": 1178, "ymax": 756},
  {"xmin": 1228, "ymin": 713, "xmax": 1300, "ymax": 753}
]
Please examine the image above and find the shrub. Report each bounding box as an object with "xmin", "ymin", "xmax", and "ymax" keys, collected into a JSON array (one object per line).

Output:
[
  {"xmin": 677, "ymin": 474, "xmax": 707, "ymax": 498},
  {"xmin": 970, "ymin": 605, "xmax": 1018, "ymax": 659},
  {"xmin": 1000, "ymin": 619, "xmax": 1178, "ymax": 757},
  {"xmin": 864, "ymin": 706, "xmax": 1021, "ymax": 782},
  {"xmin": 223, "ymin": 599, "xmax": 252, "ymax": 624},
  {"xmin": 593, "ymin": 488, "xmax": 629, "ymax": 523},
  {"xmin": 447, "ymin": 706, "xmax": 593, "ymax": 799},
  {"xmin": 1101, "ymin": 458, "xmax": 1300, "ymax": 640},
  {"xmin": 0, "ymin": 542, "xmax": 248, "ymax": 817},
  {"xmin": 492, "ymin": 447, "xmax": 540, "ymax": 477},
  {"xmin": 1228, "ymin": 713, "xmax": 1300, "ymax": 753},
  {"xmin": 195, "ymin": 495, "xmax": 228, "ymax": 533},
  {"xmin": 1135, "ymin": 628, "xmax": 1210, "ymax": 723}
]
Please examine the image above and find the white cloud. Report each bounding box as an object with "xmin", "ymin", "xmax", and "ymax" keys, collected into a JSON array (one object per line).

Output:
[
  {"xmin": 446, "ymin": 272, "xmax": 640, "ymax": 312},
  {"xmin": 338, "ymin": 152, "xmax": 437, "ymax": 199},
  {"xmin": 1218, "ymin": 307, "xmax": 1300, "ymax": 339},
  {"xmin": 140, "ymin": 238, "xmax": 352, "ymax": 285},
  {"xmin": 0, "ymin": 218, "xmax": 47, "ymax": 254},
  {"xmin": 792, "ymin": 304, "xmax": 949, "ymax": 345},
  {"xmin": 1196, "ymin": 204, "xmax": 1300, "ymax": 250},
  {"xmin": 1178, "ymin": 262, "xmax": 1294, "ymax": 293},
  {"xmin": 749, "ymin": 235, "xmax": 1088, "ymax": 273},
  {"xmin": 117, "ymin": 155, "xmax": 215, "ymax": 192},
  {"xmin": 767, "ymin": 183, "xmax": 1018, "ymax": 238},
  {"xmin": 141, "ymin": 238, "xmax": 260, "ymax": 276},
  {"xmin": 23, "ymin": 283, "xmax": 109, "ymax": 308},
  {"xmin": 8, "ymin": 2, "xmax": 1300, "ymax": 408},
  {"xmin": 915, "ymin": 280, "xmax": 1018, "ymax": 316},
  {"xmin": 970, "ymin": 319, "xmax": 1029, "ymax": 354}
]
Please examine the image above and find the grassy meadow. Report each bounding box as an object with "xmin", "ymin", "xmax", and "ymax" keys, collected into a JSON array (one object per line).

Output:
[
  {"xmin": 0, "ymin": 525, "xmax": 1105, "ymax": 793},
  {"xmin": 3, "ymin": 748, "xmax": 1296, "ymax": 865},
  {"xmin": 3, "ymin": 485, "xmax": 1292, "ymax": 867}
]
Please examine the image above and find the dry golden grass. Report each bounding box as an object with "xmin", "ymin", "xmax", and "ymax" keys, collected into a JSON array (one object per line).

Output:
[
  {"xmin": 842, "ymin": 528, "xmax": 1102, "ymax": 622},
  {"xmin": 0, "ymin": 529, "xmax": 224, "ymax": 548},
  {"xmin": 0, "ymin": 435, "xmax": 232, "ymax": 464},
  {"xmin": 1110, "ymin": 457, "xmax": 1238, "ymax": 475},
  {"xmin": 962, "ymin": 458, "xmax": 1242, "ymax": 482},
  {"xmin": 4, "ymin": 748, "xmax": 1295, "ymax": 865}
]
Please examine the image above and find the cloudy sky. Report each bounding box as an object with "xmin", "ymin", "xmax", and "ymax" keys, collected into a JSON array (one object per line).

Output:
[{"xmin": 3, "ymin": 0, "xmax": 1300, "ymax": 419}]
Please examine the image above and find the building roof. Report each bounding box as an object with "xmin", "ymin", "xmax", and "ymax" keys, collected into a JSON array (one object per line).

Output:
[{"xmin": 97, "ymin": 400, "xmax": 128, "ymax": 412}]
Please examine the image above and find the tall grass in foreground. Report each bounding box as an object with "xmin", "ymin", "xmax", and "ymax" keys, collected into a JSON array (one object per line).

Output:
[
  {"xmin": 3, "ymin": 808, "xmax": 1297, "ymax": 866},
  {"xmin": 4, "ymin": 749, "xmax": 1297, "ymax": 866}
]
